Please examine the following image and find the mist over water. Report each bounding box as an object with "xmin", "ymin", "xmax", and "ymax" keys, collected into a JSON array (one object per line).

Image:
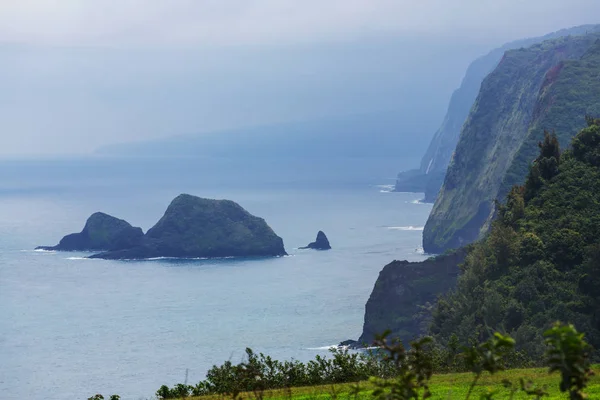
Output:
[{"xmin": 0, "ymin": 156, "xmax": 431, "ymax": 399}]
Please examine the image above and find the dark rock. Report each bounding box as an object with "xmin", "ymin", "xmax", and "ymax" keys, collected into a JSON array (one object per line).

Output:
[
  {"xmin": 394, "ymin": 169, "xmax": 428, "ymax": 193},
  {"xmin": 300, "ymin": 231, "xmax": 331, "ymax": 250},
  {"xmin": 90, "ymin": 194, "xmax": 287, "ymax": 260},
  {"xmin": 35, "ymin": 212, "xmax": 144, "ymax": 252},
  {"xmin": 357, "ymin": 248, "xmax": 468, "ymax": 345},
  {"xmin": 338, "ymin": 339, "xmax": 363, "ymax": 349},
  {"xmin": 394, "ymin": 170, "xmax": 444, "ymax": 203}
]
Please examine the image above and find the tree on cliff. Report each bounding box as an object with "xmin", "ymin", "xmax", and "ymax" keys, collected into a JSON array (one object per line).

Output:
[{"xmin": 430, "ymin": 118, "xmax": 600, "ymax": 361}]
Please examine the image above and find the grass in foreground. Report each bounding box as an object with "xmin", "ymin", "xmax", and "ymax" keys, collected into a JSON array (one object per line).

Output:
[{"xmin": 189, "ymin": 366, "xmax": 600, "ymax": 400}]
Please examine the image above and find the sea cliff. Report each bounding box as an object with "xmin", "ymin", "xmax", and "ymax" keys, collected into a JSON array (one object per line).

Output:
[
  {"xmin": 395, "ymin": 25, "xmax": 600, "ymax": 203},
  {"xmin": 357, "ymin": 249, "xmax": 467, "ymax": 345},
  {"xmin": 424, "ymin": 33, "xmax": 600, "ymax": 253}
]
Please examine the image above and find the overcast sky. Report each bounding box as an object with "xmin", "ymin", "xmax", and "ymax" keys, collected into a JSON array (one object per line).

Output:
[
  {"xmin": 1, "ymin": 0, "xmax": 599, "ymax": 47},
  {"xmin": 1, "ymin": 1, "xmax": 599, "ymax": 156}
]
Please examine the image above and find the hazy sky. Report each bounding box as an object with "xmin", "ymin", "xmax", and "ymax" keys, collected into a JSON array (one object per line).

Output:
[
  {"xmin": 1, "ymin": 0, "xmax": 599, "ymax": 47},
  {"xmin": 1, "ymin": 1, "xmax": 599, "ymax": 156}
]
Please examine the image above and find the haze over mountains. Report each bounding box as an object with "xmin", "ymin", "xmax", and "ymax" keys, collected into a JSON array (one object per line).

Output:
[
  {"xmin": 3, "ymin": 1, "xmax": 599, "ymax": 159},
  {"xmin": 394, "ymin": 24, "xmax": 600, "ymax": 202},
  {"xmin": 424, "ymin": 29, "xmax": 600, "ymax": 253},
  {"xmin": 98, "ymin": 111, "xmax": 438, "ymax": 160},
  {"xmin": 0, "ymin": 37, "xmax": 489, "ymax": 157}
]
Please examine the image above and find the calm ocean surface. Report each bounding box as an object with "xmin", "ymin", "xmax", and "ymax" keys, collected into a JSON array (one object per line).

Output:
[{"xmin": 0, "ymin": 156, "xmax": 431, "ymax": 399}]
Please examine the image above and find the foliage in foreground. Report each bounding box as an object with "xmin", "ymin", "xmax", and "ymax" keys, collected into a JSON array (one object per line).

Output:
[
  {"xmin": 155, "ymin": 346, "xmax": 399, "ymax": 399},
  {"xmin": 141, "ymin": 323, "xmax": 592, "ymax": 400}
]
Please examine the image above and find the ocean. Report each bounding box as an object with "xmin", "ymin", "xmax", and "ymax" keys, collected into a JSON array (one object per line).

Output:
[{"xmin": 0, "ymin": 156, "xmax": 431, "ymax": 399}]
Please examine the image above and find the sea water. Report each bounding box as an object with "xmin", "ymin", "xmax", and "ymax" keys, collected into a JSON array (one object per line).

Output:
[{"xmin": 0, "ymin": 156, "xmax": 431, "ymax": 399}]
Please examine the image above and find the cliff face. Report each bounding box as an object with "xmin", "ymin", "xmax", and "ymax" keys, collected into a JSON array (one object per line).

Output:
[
  {"xmin": 395, "ymin": 50, "xmax": 505, "ymax": 200},
  {"xmin": 423, "ymin": 33, "xmax": 600, "ymax": 254},
  {"xmin": 395, "ymin": 25, "xmax": 600, "ymax": 203},
  {"xmin": 357, "ymin": 249, "xmax": 467, "ymax": 345},
  {"xmin": 411, "ymin": 49, "xmax": 507, "ymax": 202},
  {"xmin": 501, "ymin": 40, "xmax": 600, "ymax": 198}
]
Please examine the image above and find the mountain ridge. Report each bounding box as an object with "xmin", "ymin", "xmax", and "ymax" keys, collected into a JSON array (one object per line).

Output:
[
  {"xmin": 395, "ymin": 24, "xmax": 600, "ymax": 203},
  {"xmin": 424, "ymin": 32, "xmax": 600, "ymax": 253}
]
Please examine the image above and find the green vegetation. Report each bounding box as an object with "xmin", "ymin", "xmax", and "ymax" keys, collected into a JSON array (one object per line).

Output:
[
  {"xmin": 155, "ymin": 347, "xmax": 399, "ymax": 398},
  {"xmin": 189, "ymin": 367, "xmax": 600, "ymax": 400},
  {"xmin": 424, "ymin": 33, "xmax": 600, "ymax": 254},
  {"xmin": 430, "ymin": 120, "xmax": 600, "ymax": 361},
  {"xmin": 131, "ymin": 323, "xmax": 593, "ymax": 399},
  {"xmin": 501, "ymin": 40, "xmax": 600, "ymax": 200}
]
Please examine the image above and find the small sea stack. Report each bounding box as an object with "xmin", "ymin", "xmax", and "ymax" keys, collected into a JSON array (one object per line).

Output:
[{"xmin": 300, "ymin": 231, "xmax": 331, "ymax": 250}]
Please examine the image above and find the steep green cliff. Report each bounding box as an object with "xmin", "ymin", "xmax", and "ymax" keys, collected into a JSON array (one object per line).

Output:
[
  {"xmin": 424, "ymin": 33, "xmax": 600, "ymax": 253},
  {"xmin": 430, "ymin": 121, "xmax": 600, "ymax": 359},
  {"xmin": 501, "ymin": 40, "xmax": 600, "ymax": 197},
  {"xmin": 398, "ymin": 47, "xmax": 515, "ymax": 202},
  {"xmin": 395, "ymin": 25, "xmax": 600, "ymax": 203}
]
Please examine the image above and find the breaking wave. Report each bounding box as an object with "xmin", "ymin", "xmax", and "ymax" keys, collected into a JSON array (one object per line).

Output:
[
  {"xmin": 386, "ymin": 226, "xmax": 424, "ymax": 231},
  {"xmin": 306, "ymin": 345, "xmax": 338, "ymax": 350},
  {"xmin": 376, "ymin": 184, "xmax": 395, "ymax": 193}
]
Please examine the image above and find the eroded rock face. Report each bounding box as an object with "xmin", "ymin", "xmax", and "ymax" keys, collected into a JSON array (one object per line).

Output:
[
  {"xmin": 396, "ymin": 24, "xmax": 600, "ymax": 204},
  {"xmin": 424, "ymin": 32, "xmax": 600, "ymax": 254},
  {"xmin": 90, "ymin": 194, "xmax": 287, "ymax": 260},
  {"xmin": 301, "ymin": 231, "xmax": 331, "ymax": 250},
  {"xmin": 36, "ymin": 212, "xmax": 144, "ymax": 252},
  {"xmin": 357, "ymin": 248, "xmax": 468, "ymax": 346}
]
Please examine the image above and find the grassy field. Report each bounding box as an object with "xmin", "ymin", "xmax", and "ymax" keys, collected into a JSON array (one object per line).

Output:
[{"xmin": 189, "ymin": 366, "xmax": 600, "ymax": 400}]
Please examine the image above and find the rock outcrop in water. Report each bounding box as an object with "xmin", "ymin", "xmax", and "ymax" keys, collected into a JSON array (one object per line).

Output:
[
  {"xmin": 300, "ymin": 231, "xmax": 331, "ymax": 250},
  {"xmin": 357, "ymin": 249, "xmax": 468, "ymax": 346},
  {"xmin": 36, "ymin": 212, "xmax": 144, "ymax": 252},
  {"xmin": 90, "ymin": 194, "xmax": 287, "ymax": 260}
]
